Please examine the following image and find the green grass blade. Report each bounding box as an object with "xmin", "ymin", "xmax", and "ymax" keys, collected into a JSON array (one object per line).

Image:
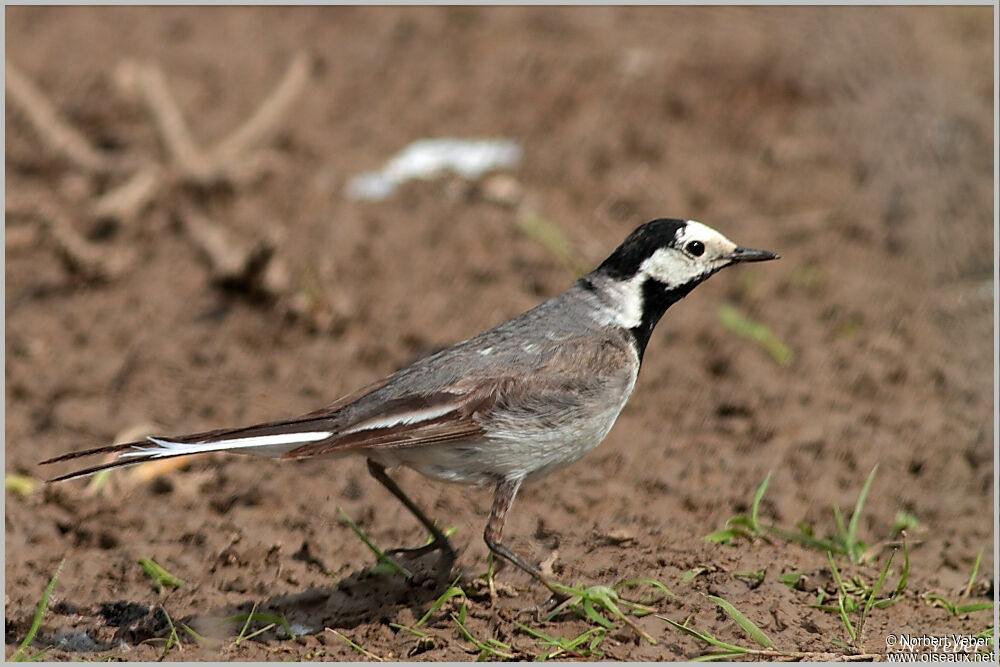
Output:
[
  {"xmin": 616, "ymin": 577, "xmax": 677, "ymax": 599},
  {"xmin": 416, "ymin": 577, "xmax": 465, "ymax": 627},
  {"xmin": 963, "ymin": 550, "xmax": 983, "ymax": 598},
  {"xmin": 516, "ymin": 622, "xmax": 558, "ymax": 644},
  {"xmin": 862, "ymin": 551, "xmax": 894, "ymax": 617},
  {"xmin": 390, "ymin": 622, "xmax": 430, "ymax": 639},
  {"xmin": 718, "ymin": 304, "xmax": 793, "ymax": 366},
  {"xmin": 827, "ymin": 552, "xmax": 848, "ymax": 597},
  {"xmin": 827, "ymin": 552, "xmax": 857, "ymax": 643},
  {"xmin": 706, "ymin": 595, "xmax": 774, "ymax": 648},
  {"xmin": 847, "ymin": 465, "xmax": 878, "ymax": 562},
  {"xmin": 859, "ymin": 550, "xmax": 894, "ymax": 641},
  {"xmin": 780, "ymin": 573, "xmax": 807, "ymax": 591},
  {"xmin": 683, "ymin": 567, "xmax": 709, "ymax": 583},
  {"xmin": 138, "ymin": 558, "xmax": 185, "ymax": 591},
  {"xmin": 328, "ymin": 629, "xmax": 384, "ymax": 661},
  {"xmin": 5, "ymin": 473, "xmax": 41, "ymax": 496},
  {"xmin": 693, "ymin": 651, "xmax": 755, "ymax": 662},
  {"xmin": 896, "ymin": 537, "xmax": 911, "ymax": 595},
  {"xmin": 733, "ymin": 570, "xmax": 766, "ymax": 584},
  {"xmin": 559, "ymin": 584, "xmax": 656, "ymax": 644},
  {"xmin": 338, "ymin": 506, "xmax": 411, "ymax": 578},
  {"xmin": 923, "ymin": 594, "xmax": 958, "ymax": 615},
  {"xmin": 837, "ymin": 593, "xmax": 857, "ymax": 643},
  {"xmin": 703, "ymin": 529, "xmax": 745, "ymax": 544},
  {"xmin": 157, "ymin": 607, "xmax": 182, "ymax": 662},
  {"xmin": 765, "ymin": 525, "xmax": 841, "ymax": 553},
  {"xmin": 565, "ymin": 627, "xmax": 606, "ymax": 653},
  {"xmin": 11, "ymin": 559, "xmax": 64, "ymax": 662},
  {"xmin": 228, "ymin": 612, "xmax": 296, "ymax": 639},
  {"xmin": 451, "ymin": 613, "xmax": 514, "ymax": 659},
  {"xmin": 955, "ymin": 602, "xmax": 993, "ymax": 615},
  {"xmin": 750, "ymin": 473, "xmax": 772, "ymax": 533},
  {"xmin": 181, "ymin": 624, "xmax": 209, "ymax": 645},
  {"xmin": 657, "ymin": 616, "xmax": 749, "ymax": 653},
  {"xmin": 232, "ymin": 603, "xmax": 257, "ymax": 645},
  {"xmin": 582, "ymin": 598, "xmax": 616, "ymax": 629}
]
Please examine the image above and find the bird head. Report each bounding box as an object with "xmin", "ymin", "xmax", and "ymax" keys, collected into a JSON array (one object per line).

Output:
[
  {"xmin": 589, "ymin": 218, "xmax": 779, "ymax": 358},
  {"xmin": 597, "ymin": 218, "xmax": 779, "ymax": 288}
]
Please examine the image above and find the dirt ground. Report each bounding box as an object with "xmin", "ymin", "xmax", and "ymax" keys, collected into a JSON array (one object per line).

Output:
[{"xmin": 5, "ymin": 5, "xmax": 995, "ymax": 662}]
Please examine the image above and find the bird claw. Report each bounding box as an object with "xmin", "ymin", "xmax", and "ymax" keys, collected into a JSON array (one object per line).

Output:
[
  {"xmin": 515, "ymin": 591, "xmax": 570, "ymax": 622},
  {"xmin": 383, "ymin": 540, "xmax": 457, "ymax": 587},
  {"xmin": 385, "ymin": 543, "xmax": 444, "ymax": 560}
]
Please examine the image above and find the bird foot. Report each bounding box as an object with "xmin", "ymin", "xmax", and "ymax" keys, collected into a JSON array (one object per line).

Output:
[{"xmin": 515, "ymin": 591, "xmax": 571, "ymax": 621}]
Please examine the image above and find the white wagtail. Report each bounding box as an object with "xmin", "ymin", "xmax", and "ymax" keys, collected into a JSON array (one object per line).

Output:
[{"xmin": 42, "ymin": 218, "xmax": 778, "ymax": 597}]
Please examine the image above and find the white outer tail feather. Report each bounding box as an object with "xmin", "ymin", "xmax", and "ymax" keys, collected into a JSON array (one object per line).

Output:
[{"xmin": 119, "ymin": 431, "xmax": 333, "ymax": 459}]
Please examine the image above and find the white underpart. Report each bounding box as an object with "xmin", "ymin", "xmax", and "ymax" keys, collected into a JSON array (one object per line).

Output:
[
  {"xmin": 342, "ymin": 404, "xmax": 459, "ymax": 434},
  {"xmin": 119, "ymin": 431, "xmax": 332, "ymax": 458}
]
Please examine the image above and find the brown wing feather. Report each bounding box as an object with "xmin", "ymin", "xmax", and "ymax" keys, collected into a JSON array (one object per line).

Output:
[{"xmin": 280, "ymin": 386, "xmax": 501, "ymax": 459}]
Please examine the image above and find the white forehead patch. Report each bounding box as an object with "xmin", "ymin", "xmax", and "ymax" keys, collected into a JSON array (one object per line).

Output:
[
  {"xmin": 677, "ymin": 220, "xmax": 738, "ymax": 250},
  {"xmin": 639, "ymin": 220, "xmax": 739, "ymax": 286}
]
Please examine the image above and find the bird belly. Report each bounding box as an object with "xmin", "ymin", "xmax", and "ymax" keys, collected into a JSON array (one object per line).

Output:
[{"xmin": 377, "ymin": 389, "xmax": 632, "ymax": 485}]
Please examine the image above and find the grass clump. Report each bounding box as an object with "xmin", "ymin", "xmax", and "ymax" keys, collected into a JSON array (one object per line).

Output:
[
  {"xmin": 452, "ymin": 607, "xmax": 515, "ymax": 660},
  {"xmin": 707, "ymin": 465, "xmax": 887, "ymax": 565},
  {"xmin": 923, "ymin": 549, "xmax": 993, "ymax": 617},
  {"xmin": 703, "ymin": 473, "xmax": 772, "ymax": 544},
  {"xmin": 228, "ymin": 607, "xmax": 296, "ymax": 643},
  {"xmin": 516, "ymin": 624, "xmax": 607, "ymax": 660},
  {"xmin": 544, "ymin": 578, "xmax": 674, "ymax": 644},
  {"xmin": 660, "ymin": 594, "xmax": 879, "ymax": 661}
]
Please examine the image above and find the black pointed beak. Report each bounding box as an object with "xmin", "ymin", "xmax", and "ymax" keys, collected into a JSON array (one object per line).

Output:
[{"xmin": 726, "ymin": 246, "xmax": 780, "ymax": 263}]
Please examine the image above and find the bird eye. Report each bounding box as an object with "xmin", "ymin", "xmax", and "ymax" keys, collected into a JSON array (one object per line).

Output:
[{"xmin": 686, "ymin": 240, "xmax": 705, "ymax": 257}]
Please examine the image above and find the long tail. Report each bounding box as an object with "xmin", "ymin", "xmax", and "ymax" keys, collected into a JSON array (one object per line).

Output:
[{"xmin": 39, "ymin": 417, "xmax": 338, "ymax": 483}]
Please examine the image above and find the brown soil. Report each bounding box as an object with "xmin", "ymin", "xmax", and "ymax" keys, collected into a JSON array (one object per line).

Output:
[{"xmin": 5, "ymin": 6, "xmax": 994, "ymax": 662}]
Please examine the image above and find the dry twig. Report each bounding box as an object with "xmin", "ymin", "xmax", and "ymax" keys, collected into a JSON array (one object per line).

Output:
[
  {"xmin": 5, "ymin": 62, "xmax": 120, "ymax": 173},
  {"xmin": 8, "ymin": 53, "xmax": 309, "ymax": 303},
  {"xmin": 209, "ymin": 52, "xmax": 311, "ymax": 169},
  {"xmin": 8, "ymin": 196, "xmax": 135, "ymax": 281},
  {"xmin": 180, "ymin": 209, "xmax": 289, "ymax": 298}
]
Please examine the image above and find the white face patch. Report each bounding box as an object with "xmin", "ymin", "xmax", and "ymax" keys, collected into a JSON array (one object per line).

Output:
[{"xmin": 639, "ymin": 220, "xmax": 739, "ymax": 287}]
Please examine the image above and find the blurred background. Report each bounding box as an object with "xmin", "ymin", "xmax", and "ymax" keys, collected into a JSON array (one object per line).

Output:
[{"xmin": 5, "ymin": 6, "xmax": 993, "ymax": 660}]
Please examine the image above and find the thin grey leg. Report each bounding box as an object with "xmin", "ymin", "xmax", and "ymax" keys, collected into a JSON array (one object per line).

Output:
[
  {"xmin": 366, "ymin": 459, "xmax": 456, "ymax": 563},
  {"xmin": 483, "ymin": 476, "xmax": 564, "ymax": 601}
]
